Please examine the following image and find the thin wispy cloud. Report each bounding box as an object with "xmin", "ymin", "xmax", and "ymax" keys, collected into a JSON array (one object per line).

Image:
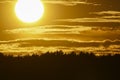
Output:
[
  {"xmin": 56, "ymin": 18, "xmax": 120, "ymax": 23},
  {"xmin": 5, "ymin": 25, "xmax": 91, "ymax": 34},
  {"xmin": 55, "ymin": 11, "xmax": 120, "ymax": 24},
  {"xmin": 91, "ymin": 11, "xmax": 120, "ymax": 19},
  {"xmin": 0, "ymin": 39, "xmax": 120, "ymax": 47},
  {"xmin": 3, "ymin": 24, "xmax": 120, "ymax": 41},
  {"xmin": 0, "ymin": 0, "xmax": 100, "ymax": 6},
  {"xmin": 92, "ymin": 11, "xmax": 120, "ymax": 15},
  {"xmin": 0, "ymin": 39, "xmax": 120, "ymax": 55},
  {"xmin": 42, "ymin": 0, "xmax": 100, "ymax": 6},
  {"xmin": 0, "ymin": 0, "xmax": 15, "ymax": 3}
]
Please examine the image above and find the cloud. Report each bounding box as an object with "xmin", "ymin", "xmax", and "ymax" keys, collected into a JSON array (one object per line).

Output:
[
  {"xmin": 5, "ymin": 25, "xmax": 91, "ymax": 34},
  {"xmin": 55, "ymin": 10, "xmax": 120, "ymax": 26},
  {"xmin": 0, "ymin": 0, "xmax": 15, "ymax": 3},
  {"xmin": 91, "ymin": 11, "xmax": 120, "ymax": 20},
  {"xmin": 0, "ymin": 39, "xmax": 120, "ymax": 48},
  {"xmin": 55, "ymin": 18, "xmax": 120, "ymax": 27},
  {"xmin": 0, "ymin": 0, "xmax": 100, "ymax": 6},
  {"xmin": 3, "ymin": 24, "xmax": 120, "ymax": 41},
  {"xmin": 92, "ymin": 11, "xmax": 120, "ymax": 15},
  {"xmin": 0, "ymin": 39, "xmax": 120, "ymax": 55},
  {"xmin": 56, "ymin": 17, "xmax": 120, "ymax": 23},
  {"xmin": 91, "ymin": 27, "xmax": 120, "ymax": 31},
  {"xmin": 42, "ymin": 0, "xmax": 100, "ymax": 6}
]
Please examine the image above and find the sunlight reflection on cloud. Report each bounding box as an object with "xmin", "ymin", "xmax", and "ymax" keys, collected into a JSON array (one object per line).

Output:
[{"xmin": 0, "ymin": 39, "xmax": 120, "ymax": 56}]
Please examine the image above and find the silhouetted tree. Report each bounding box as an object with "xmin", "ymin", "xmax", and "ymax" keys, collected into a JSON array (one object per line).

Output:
[{"xmin": 0, "ymin": 51, "xmax": 120, "ymax": 80}]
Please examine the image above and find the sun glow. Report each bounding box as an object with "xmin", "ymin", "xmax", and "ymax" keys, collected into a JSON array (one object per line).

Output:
[{"xmin": 15, "ymin": 0, "xmax": 44, "ymax": 23}]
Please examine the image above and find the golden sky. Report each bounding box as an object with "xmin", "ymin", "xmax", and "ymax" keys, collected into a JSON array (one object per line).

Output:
[{"xmin": 0, "ymin": 0, "xmax": 120, "ymax": 55}]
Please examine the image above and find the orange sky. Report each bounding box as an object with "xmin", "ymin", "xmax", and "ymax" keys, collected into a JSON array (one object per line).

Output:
[{"xmin": 0, "ymin": 0, "xmax": 120, "ymax": 55}]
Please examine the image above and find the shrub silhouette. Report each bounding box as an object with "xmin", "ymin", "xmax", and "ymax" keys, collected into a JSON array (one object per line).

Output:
[{"xmin": 0, "ymin": 51, "xmax": 120, "ymax": 80}]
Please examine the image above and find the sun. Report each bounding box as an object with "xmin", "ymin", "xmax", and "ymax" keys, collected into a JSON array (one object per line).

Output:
[{"xmin": 15, "ymin": 0, "xmax": 44, "ymax": 23}]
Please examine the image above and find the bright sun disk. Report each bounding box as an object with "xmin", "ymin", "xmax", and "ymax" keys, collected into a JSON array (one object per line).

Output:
[{"xmin": 15, "ymin": 0, "xmax": 44, "ymax": 23}]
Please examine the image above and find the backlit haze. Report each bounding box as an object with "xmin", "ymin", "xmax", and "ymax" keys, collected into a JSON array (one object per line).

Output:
[{"xmin": 0, "ymin": 0, "xmax": 120, "ymax": 56}]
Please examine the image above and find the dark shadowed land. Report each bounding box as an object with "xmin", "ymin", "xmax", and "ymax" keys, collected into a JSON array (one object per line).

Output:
[{"xmin": 0, "ymin": 51, "xmax": 120, "ymax": 80}]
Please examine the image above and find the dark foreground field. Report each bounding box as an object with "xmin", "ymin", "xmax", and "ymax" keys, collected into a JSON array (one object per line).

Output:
[{"xmin": 0, "ymin": 51, "xmax": 120, "ymax": 80}]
